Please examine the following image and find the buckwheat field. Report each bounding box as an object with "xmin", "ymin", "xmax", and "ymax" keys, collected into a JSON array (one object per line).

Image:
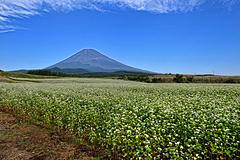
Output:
[{"xmin": 0, "ymin": 78, "xmax": 239, "ymax": 159}]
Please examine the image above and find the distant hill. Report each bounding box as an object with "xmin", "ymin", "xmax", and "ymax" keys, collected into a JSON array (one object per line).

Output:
[
  {"xmin": 81, "ymin": 70, "xmax": 152, "ymax": 77},
  {"xmin": 48, "ymin": 67, "xmax": 89, "ymax": 74},
  {"xmin": 10, "ymin": 69, "xmax": 29, "ymax": 74},
  {"xmin": 45, "ymin": 49, "xmax": 153, "ymax": 73}
]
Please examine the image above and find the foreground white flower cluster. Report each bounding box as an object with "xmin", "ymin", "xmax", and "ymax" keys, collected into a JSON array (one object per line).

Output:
[{"xmin": 0, "ymin": 78, "xmax": 239, "ymax": 159}]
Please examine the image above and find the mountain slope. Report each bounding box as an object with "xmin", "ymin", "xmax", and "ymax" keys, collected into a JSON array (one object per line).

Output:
[
  {"xmin": 46, "ymin": 49, "xmax": 152, "ymax": 73},
  {"xmin": 48, "ymin": 67, "xmax": 89, "ymax": 74}
]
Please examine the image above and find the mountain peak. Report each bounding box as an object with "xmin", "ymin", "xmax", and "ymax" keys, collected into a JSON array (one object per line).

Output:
[
  {"xmin": 63, "ymin": 49, "xmax": 108, "ymax": 63},
  {"xmin": 79, "ymin": 48, "xmax": 99, "ymax": 54},
  {"xmin": 45, "ymin": 49, "xmax": 153, "ymax": 73},
  {"xmin": 81, "ymin": 48, "xmax": 97, "ymax": 52}
]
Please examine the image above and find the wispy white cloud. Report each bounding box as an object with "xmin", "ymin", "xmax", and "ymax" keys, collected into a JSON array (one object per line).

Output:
[
  {"xmin": 220, "ymin": 0, "xmax": 238, "ymax": 9},
  {"xmin": 0, "ymin": 29, "xmax": 15, "ymax": 33},
  {"xmin": 0, "ymin": 0, "xmax": 238, "ymax": 33},
  {"xmin": 101, "ymin": 0, "xmax": 207, "ymax": 12}
]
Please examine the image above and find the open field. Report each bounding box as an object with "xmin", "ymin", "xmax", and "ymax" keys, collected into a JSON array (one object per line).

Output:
[
  {"xmin": 0, "ymin": 78, "xmax": 240, "ymax": 159},
  {"xmin": 150, "ymin": 74, "xmax": 240, "ymax": 83}
]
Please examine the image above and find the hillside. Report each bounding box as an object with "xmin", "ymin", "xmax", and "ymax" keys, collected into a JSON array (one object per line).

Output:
[{"xmin": 48, "ymin": 67, "xmax": 89, "ymax": 74}]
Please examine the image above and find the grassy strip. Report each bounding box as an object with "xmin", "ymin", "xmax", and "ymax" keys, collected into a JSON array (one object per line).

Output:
[{"xmin": 0, "ymin": 72, "xmax": 56, "ymax": 79}]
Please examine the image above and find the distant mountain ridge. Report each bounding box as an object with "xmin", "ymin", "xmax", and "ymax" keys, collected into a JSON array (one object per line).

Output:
[{"xmin": 45, "ymin": 49, "xmax": 153, "ymax": 73}]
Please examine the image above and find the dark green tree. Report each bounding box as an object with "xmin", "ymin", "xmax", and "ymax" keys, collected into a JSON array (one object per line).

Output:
[
  {"xmin": 186, "ymin": 76, "xmax": 194, "ymax": 83},
  {"xmin": 173, "ymin": 74, "xmax": 183, "ymax": 83},
  {"xmin": 152, "ymin": 78, "xmax": 163, "ymax": 83},
  {"xmin": 28, "ymin": 70, "xmax": 67, "ymax": 77},
  {"xmin": 152, "ymin": 78, "xmax": 158, "ymax": 83},
  {"xmin": 225, "ymin": 79, "xmax": 236, "ymax": 83}
]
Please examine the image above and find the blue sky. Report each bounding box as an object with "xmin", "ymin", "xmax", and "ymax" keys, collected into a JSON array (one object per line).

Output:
[{"xmin": 0, "ymin": 0, "xmax": 240, "ymax": 75}]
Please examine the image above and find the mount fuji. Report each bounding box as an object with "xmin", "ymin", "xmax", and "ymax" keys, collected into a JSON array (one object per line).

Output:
[{"xmin": 45, "ymin": 49, "xmax": 152, "ymax": 73}]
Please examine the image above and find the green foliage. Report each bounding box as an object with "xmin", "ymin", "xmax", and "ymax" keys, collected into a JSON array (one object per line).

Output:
[
  {"xmin": 225, "ymin": 78, "xmax": 236, "ymax": 83},
  {"xmin": 126, "ymin": 75, "xmax": 151, "ymax": 83},
  {"xmin": 28, "ymin": 70, "xmax": 67, "ymax": 77},
  {"xmin": 123, "ymin": 75, "xmax": 128, "ymax": 80},
  {"xmin": 152, "ymin": 78, "xmax": 164, "ymax": 83},
  {"xmin": 151, "ymin": 78, "xmax": 159, "ymax": 83},
  {"xmin": 173, "ymin": 74, "xmax": 183, "ymax": 83},
  {"xmin": 172, "ymin": 75, "xmax": 194, "ymax": 83},
  {"xmin": 0, "ymin": 79, "xmax": 240, "ymax": 159},
  {"xmin": 28, "ymin": 70, "xmax": 51, "ymax": 76},
  {"xmin": 0, "ymin": 70, "xmax": 4, "ymax": 72},
  {"xmin": 186, "ymin": 76, "xmax": 194, "ymax": 83}
]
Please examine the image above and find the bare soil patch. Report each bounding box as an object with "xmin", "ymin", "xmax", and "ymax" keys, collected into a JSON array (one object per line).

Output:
[{"xmin": 0, "ymin": 112, "xmax": 98, "ymax": 160}]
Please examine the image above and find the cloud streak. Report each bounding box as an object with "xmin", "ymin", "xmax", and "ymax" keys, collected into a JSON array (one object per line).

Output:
[
  {"xmin": 0, "ymin": 0, "xmax": 238, "ymax": 33},
  {"xmin": 0, "ymin": 29, "xmax": 15, "ymax": 33}
]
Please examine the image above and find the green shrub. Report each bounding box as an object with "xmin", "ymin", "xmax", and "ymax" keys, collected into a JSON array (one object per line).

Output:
[
  {"xmin": 173, "ymin": 74, "xmax": 183, "ymax": 83},
  {"xmin": 225, "ymin": 78, "xmax": 236, "ymax": 83},
  {"xmin": 152, "ymin": 78, "xmax": 158, "ymax": 83},
  {"xmin": 152, "ymin": 78, "xmax": 163, "ymax": 83},
  {"xmin": 186, "ymin": 76, "xmax": 194, "ymax": 83}
]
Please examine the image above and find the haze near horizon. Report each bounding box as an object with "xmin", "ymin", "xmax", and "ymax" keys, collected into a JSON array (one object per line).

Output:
[{"xmin": 0, "ymin": 0, "xmax": 240, "ymax": 75}]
